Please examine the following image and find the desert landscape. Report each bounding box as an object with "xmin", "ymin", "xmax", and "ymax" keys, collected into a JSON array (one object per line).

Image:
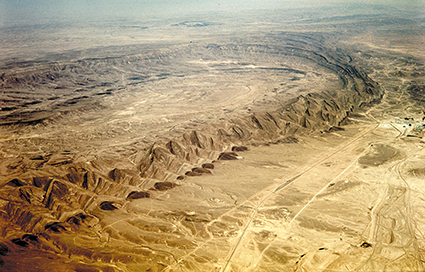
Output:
[{"xmin": 1, "ymin": 2, "xmax": 425, "ymax": 271}]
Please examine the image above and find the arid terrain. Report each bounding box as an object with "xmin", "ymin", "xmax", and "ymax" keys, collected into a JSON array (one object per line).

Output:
[{"xmin": 1, "ymin": 4, "xmax": 425, "ymax": 272}]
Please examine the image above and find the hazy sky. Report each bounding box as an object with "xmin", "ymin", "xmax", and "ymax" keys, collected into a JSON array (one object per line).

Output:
[{"xmin": 0, "ymin": 0, "xmax": 424, "ymax": 27}]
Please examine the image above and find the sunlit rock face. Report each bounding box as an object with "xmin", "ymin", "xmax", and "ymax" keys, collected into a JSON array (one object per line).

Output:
[{"xmin": 1, "ymin": 2, "xmax": 425, "ymax": 271}]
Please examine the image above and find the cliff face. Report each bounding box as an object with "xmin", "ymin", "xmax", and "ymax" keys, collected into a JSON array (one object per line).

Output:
[{"xmin": 0, "ymin": 32, "xmax": 383, "ymax": 270}]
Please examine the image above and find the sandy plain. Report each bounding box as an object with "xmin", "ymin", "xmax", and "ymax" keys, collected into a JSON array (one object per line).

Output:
[{"xmin": 1, "ymin": 5, "xmax": 425, "ymax": 272}]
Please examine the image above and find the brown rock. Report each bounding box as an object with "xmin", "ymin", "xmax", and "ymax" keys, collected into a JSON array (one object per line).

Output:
[
  {"xmin": 11, "ymin": 238, "xmax": 28, "ymax": 247},
  {"xmin": 192, "ymin": 168, "xmax": 212, "ymax": 174},
  {"xmin": 202, "ymin": 163, "xmax": 214, "ymax": 169},
  {"xmin": 100, "ymin": 201, "xmax": 118, "ymax": 211},
  {"xmin": 153, "ymin": 182, "xmax": 177, "ymax": 191},
  {"xmin": 166, "ymin": 140, "xmax": 185, "ymax": 158},
  {"xmin": 6, "ymin": 179, "xmax": 25, "ymax": 187},
  {"xmin": 33, "ymin": 177, "xmax": 51, "ymax": 188},
  {"xmin": 67, "ymin": 216, "xmax": 81, "ymax": 225},
  {"xmin": 185, "ymin": 171, "xmax": 202, "ymax": 176},
  {"xmin": 18, "ymin": 188, "xmax": 31, "ymax": 204},
  {"xmin": 22, "ymin": 234, "xmax": 38, "ymax": 242},
  {"xmin": 360, "ymin": 242, "xmax": 372, "ymax": 248},
  {"xmin": 66, "ymin": 167, "xmax": 84, "ymax": 184},
  {"xmin": 127, "ymin": 191, "xmax": 150, "ymax": 199},
  {"xmin": 45, "ymin": 222, "xmax": 67, "ymax": 233},
  {"xmin": 328, "ymin": 126, "xmax": 345, "ymax": 132},
  {"xmin": 0, "ymin": 244, "xmax": 9, "ymax": 256},
  {"xmin": 67, "ymin": 213, "xmax": 91, "ymax": 226},
  {"xmin": 218, "ymin": 152, "xmax": 239, "ymax": 160},
  {"xmin": 232, "ymin": 146, "xmax": 248, "ymax": 152}
]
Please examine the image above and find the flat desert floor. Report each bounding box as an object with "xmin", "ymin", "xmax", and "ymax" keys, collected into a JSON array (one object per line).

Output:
[{"xmin": 1, "ymin": 5, "xmax": 425, "ymax": 272}]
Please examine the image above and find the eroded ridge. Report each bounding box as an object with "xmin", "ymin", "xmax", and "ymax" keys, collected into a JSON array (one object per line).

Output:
[{"xmin": 0, "ymin": 30, "xmax": 388, "ymax": 271}]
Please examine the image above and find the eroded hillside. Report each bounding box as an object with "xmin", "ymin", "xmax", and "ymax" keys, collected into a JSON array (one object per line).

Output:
[{"xmin": 1, "ymin": 8, "xmax": 424, "ymax": 272}]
